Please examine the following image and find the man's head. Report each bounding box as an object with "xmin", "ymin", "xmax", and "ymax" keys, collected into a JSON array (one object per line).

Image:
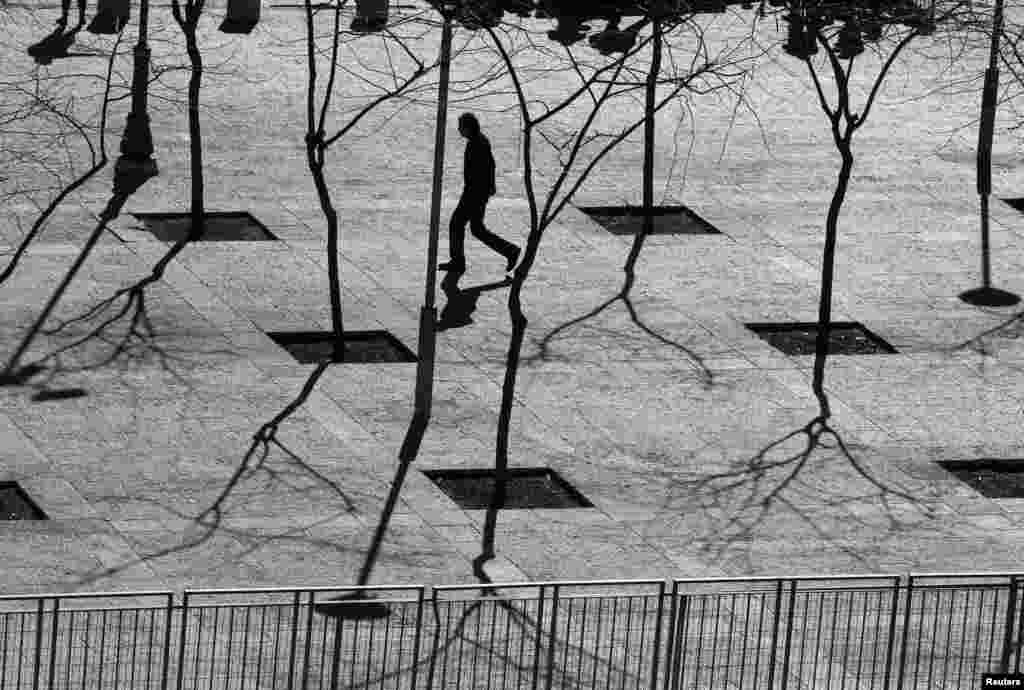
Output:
[{"xmin": 458, "ymin": 112, "xmax": 481, "ymax": 139}]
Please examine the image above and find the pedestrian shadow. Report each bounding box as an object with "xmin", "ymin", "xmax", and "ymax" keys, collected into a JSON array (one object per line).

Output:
[{"xmin": 436, "ymin": 269, "xmax": 513, "ymax": 331}]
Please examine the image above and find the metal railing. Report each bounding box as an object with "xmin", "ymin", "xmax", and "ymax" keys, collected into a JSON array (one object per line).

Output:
[{"xmin": 0, "ymin": 573, "xmax": 1021, "ymax": 689}]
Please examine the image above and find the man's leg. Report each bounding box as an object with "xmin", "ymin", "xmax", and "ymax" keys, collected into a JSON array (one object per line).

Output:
[
  {"xmin": 440, "ymin": 198, "xmax": 468, "ymax": 271},
  {"xmin": 467, "ymin": 196, "xmax": 519, "ymax": 270}
]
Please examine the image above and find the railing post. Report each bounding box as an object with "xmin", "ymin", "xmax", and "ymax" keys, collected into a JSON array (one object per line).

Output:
[
  {"xmin": 32, "ymin": 598, "xmax": 45, "ymax": 690},
  {"xmin": 410, "ymin": 586, "xmax": 426, "ymax": 690},
  {"xmin": 175, "ymin": 593, "xmax": 189, "ymax": 690},
  {"xmin": 531, "ymin": 585, "xmax": 546, "ymax": 690},
  {"xmin": 300, "ymin": 591, "xmax": 315, "ymax": 690},
  {"xmin": 650, "ymin": 580, "xmax": 667, "ymax": 690},
  {"xmin": 544, "ymin": 585, "xmax": 560, "ymax": 690},
  {"xmin": 662, "ymin": 581, "xmax": 679, "ymax": 690},
  {"xmin": 1000, "ymin": 576, "xmax": 1019, "ymax": 673},
  {"xmin": 882, "ymin": 576, "xmax": 900, "ymax": 690},
  {"xmin": 47, "ymin": 598, "xmax": 59, "ymax": 690},
  {"xmin": 287, "ymin": 590, "xmax": 301, "ymax": 690},
  {"xmin": 160, "ymin": 594, "xmax": 173, "ymax": 690},
  {"xmin": 896, "ymin": 575, "xmax": 915, "ymax": 690},
  {"xmin": 779, "ymin": 580, "xmax": 797, "ymax": 690},
  {"xmin": 766, "ymin": 580, "xmax": 784, "ymax": 690}
]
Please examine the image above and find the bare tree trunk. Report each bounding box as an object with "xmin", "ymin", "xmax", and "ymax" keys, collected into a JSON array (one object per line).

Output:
[
  {"xmin": 621, "ymin": 18, "xmax": 662, "ymax": 299},
  {"xmin": 305, "ymin": 143, "xmax": 345, "ymax": 357},
  {"xmin": 183, "ymin": 21, "xmax": 205, "ymax": 240},
  {"xmin": 811, "ymin": 142, "xmax": 853, "ymax": 420}
]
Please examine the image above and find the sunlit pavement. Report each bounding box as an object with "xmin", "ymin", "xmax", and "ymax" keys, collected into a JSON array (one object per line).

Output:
[{"xmin": 1, "ymin": 3, "xmax": 1023, "ymax": 593}]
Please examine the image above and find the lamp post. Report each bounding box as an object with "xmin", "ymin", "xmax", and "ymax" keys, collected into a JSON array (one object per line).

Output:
[
  {"xmin": 960, "ymin": 0, "xmax": 1020, "ymax": 307},
  {"xmin": 413, "ymin": 2, "xmax": 454, "ymax": 417}
]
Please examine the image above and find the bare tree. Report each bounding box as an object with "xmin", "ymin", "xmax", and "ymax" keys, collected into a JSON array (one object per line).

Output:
[{"xmin": 471, "ymin": 2, "xmax": 760, "ymax": 571}]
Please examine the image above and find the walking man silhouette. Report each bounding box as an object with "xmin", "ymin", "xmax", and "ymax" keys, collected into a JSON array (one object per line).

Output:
[{"xmin": 439, "ymin": 113, "xmax": 520, "ymax": 274}]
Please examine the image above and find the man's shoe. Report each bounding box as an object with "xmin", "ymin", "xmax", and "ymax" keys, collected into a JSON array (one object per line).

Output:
[
  {"xmin": 438, "ymin": 260, "xmax": 466, "ymax": 272},
  {"xmin": 505, "ymin": 246, "xmax": 520, "ymax": 274}
]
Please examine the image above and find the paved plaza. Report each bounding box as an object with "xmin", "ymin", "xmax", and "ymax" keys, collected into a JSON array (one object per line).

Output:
[{"xmin": 1, "ymin": 3, "xmax": 1024, "ymax": 594}]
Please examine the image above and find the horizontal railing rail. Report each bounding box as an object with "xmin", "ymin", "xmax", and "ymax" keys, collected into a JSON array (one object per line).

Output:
[{"xmin": 0, "ymin": 572, "xmax": 1020, "ymax": 689}]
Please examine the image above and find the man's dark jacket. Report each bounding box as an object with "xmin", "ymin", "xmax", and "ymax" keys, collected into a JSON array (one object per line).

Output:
[{"xmin": 463, "ymin": 134, "xmax": 497, "ymax": 199}]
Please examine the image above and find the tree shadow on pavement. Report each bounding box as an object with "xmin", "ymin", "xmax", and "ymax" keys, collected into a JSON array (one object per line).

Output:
[
  {"xmin": 520, "ymin": 231, "xmax": 713, "ymax": 386},
  {"xmin": 664, "ymin": 413, "xmax": 940, "ymax": 572}
]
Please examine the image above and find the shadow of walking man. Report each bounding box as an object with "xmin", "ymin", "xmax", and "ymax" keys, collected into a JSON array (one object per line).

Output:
[{"xmin": 437, "ymin": 269, "xmax": 512, "ymax": 331}]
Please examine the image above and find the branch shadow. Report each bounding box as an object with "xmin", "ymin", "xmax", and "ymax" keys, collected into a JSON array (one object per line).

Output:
[
  {"xmin": 947, "ymin": 308, "xmax": 1024, "ymax": 356},
  {"xmin": 664, "ymin": 413, "xmax": 939, "ymax": 572}
]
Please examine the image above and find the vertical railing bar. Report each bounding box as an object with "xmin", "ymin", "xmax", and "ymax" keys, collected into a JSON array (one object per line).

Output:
[
  {"xmin": 968, "ymin": 587, "xmax": 988, "ymax": 685},
  {"xmin": 454, "ymin": 600, "xmax": 467, "ymax": 690},
  {"xmin": 80, "ymin": 610, "xmax": 91, "ymax": 690},
  {"xmin": 675, "ymin": 591, "xmax": 692, "ymax": 690},
  {"xmin": 767, "ymin": 581, "xmax": 784, "ymax": 690},
  {"xmin": 605, "ymin": 595, "xmax": 619, "ymax": 690},
  {"xmin": 128, "ymin": 608, "xmax": 140, "ymax": 690},
  {"xmin": 64, "ymin": 609, "xmax": 75, "ymax": 690},
  {"xmin": 575, "ymin": 597, "xmax": 588, "ymax": 690},
  {"xmin": 207, "ymin": 605, "xmax": 220, "ymax": 690},
  {"xmin": 911, "ymin": 587, "xmax": 928, "ymax": 687},
  {"xmin": 99, "ymin": 607, "xmax": 110, "ymax": 690},
  {"xmin": 826, "ymin": 590, "xmax": 840, "ymax": 690},
  {"xmin": 737, "ymin": 590, "xmax": 752, "ymax": 690},
  {"xmin": 348, "ymin": 596, "xmax": 359, "ymax": 690},
  {"xmin": 895, "ymin": 575, "xmax": 914, "ymax": 690},
  {"xmin": 623, "ymin": 591, "xmax": 637, "ymax": 690},
  {"xmin": 926, "ymin": 587, "xmax": 943, "ymax": 688},
  {"xmin": 839, "ymin": 589, "xmax": 857, "ymax": 690},
  {"xmin": 286, "ymin": 592, "xmax": 300, "ymax": 690},
  {"xmin": 410, "ymin": 587, "xmax": 426, "ymax": 690},
  {"xmin": 469, "ymin": 593, "xmax": 483, "ymax": 690},
  {"xmin": 544, "ymin": 585, "xmax": 559, "ymax": 690},
  {"xmin": 707, "ymin": 593, "xmax": 722, "ymax": 689},
  {"xmin": 379, "ymin": 597, "xmax": 393, "ymax": 690},
  {"xmin": 692, "ymin": 595, "xmax": 707, "ymax": 690},
  {"xmin": 46, "ymin": 598, "xmax": 59, "ymax": 690},
  {"xmin": 780, "ymin": 579, "xmax": 798, "ymax": 690},
  {"xmin": 112, "ymin": 608, "xmax": 125, "ymax": 690},
  {"xmin": 940, "ymin": 588, "xmax": 955, "ymax": 688},
  {"xmin": 632, "ymin": 595, "xmax": 648, "ymax": 690},
  {"xmin": 501, "ymin": 594, "xmax": 515, "ymax": 690},
  {"xmin": 31, "ymin": 598, "xmax": 44, "ymax": 690},
  {"xmin": 272, "ymin": 603, "xmax": 285, "ymax": 690},
  {"xmin": 661, "ymin": 583, "xmax": 677, "ymax": 690},
  {"xmin": 193, "ymin": 605, "xmax": 206, "ymax": 690},
  {"xmin": 853, "ymin": 589, "xmax": 869, "ymax": 688},
  {"xmin": 531, "ymin": 586, "xmax": 545, "ymax": 690},
  {"xmin": 0, "ymin": 609, "xmax": 9, "ymax": 690},
  {"xmin": 240, "ymin": 606, "xmax": 252, "ymax": 690},
  {"xmin": 1015, "ymin": 582, "xmax": 1024, "ymax": 674},
  {"xmin": 487, "ymin": 591, "xmax": 499, "ymax": 690},
  {"xmin": 726, "ymin": 592, "xmax": 739, "ymax": 690},
  {"xmin": 175, "ymin": 594, "xmax": 190, "ymax": 690},
  {"xmin": 252, "ymin": 604, "xmax": 267, "ymax": 689},
  {"xmin": 364, "ymin": 603, "xmax": 378, "ymax": 690},
  {"xmin": 954, "ymin": 586, "xmax": 971, "ymax": 689},
  {"xmin": 161, "ymin": 595, "xmax": 173, "ymax": 690},
  {"xmin": 810, "ymin": 590, "xmax": 825, "ymax": 690},
  {"xmin": 1001, "ymin": 576, "xmax": 1019, "ymax": 672},
  {"xmin": 222, "ymin": 601, "xmax": 234, "ymax": 687},
  {"xmin": 300, "ymin": 591, "xmax": 315, "ymax": 690},
  {"xmin": 881, "ymin": 578, "xmax": 899, "ymax": 690},
  {"xmin": 752, "ymin": 590, "xmax": 766, "ymax": 689},
  {"xmin": 590, "ymin": 594, "xmax": 605, "ymax": 690},
  {"xmin": 983, "ymin": 587, "xmax": 999, "ymax": 678},
  {"xmin": 564, "ymin": 595, "xmax": 578, "ymax": 690}
]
